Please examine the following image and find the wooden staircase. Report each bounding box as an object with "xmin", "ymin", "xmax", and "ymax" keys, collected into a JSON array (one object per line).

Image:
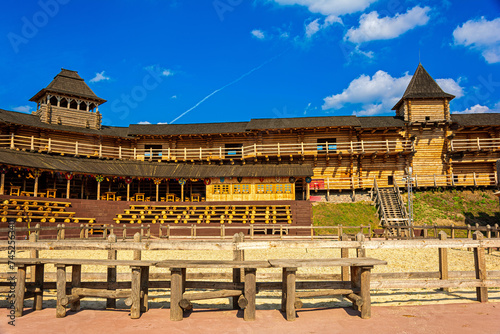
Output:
[{"xmin": 372, "ymin": 180, "xmax": 410, "ymax": 237}]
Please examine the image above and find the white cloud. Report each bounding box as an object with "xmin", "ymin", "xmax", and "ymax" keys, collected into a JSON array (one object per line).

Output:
[
  {"xmin": 161, "ymin": 69, "xmax": 174, "ymax": 77},
  {"xmin": 90, "ymin": 71, "xmax": 110, "ymax": 83},
  {"xmin": 322, "ymin": 70, "xmax": 463, "ymax": 116},
  {"xmin": 305, "ymin": 15, "xmax": 342, "ymax": 38},
  {"xmin": 453, "ymin": 17, "xmax": 500, "ymax": 64},
  {"xmin": 145, "ymin": 65, "xmax": 175, "ymax": 77},
  {"xmin": 13, "ymin": 105, "xmax": 32, "ymax": 113},
  {"xmin": 436, "ymin": 78, "xmax": 464, "ymax": 98},
  {"xmin": 138, "ymin": 121, "xmax": 151, "ymax": 124},
  {"xmin": 272, "ymin": 0, "xmax": 378, "ymax": 16},
  {"xmin": 453, "ymin": 103, "xmax": 500, "ymax": 114},
  {"xmin": 251, "ymin": 29, "xmax": 265, "ymax": 39},
  {"xmin": 171, "ymin": 95, "xmax": 177, "ymax": 99},
  {"xmin": 345, "ymin": 6, "xmax": 431, "ymax": 44}
]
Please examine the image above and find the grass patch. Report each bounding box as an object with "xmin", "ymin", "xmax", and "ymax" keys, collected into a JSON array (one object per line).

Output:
[{"xmin": 312, "ymin": 201, "xmax": 378, "ymax": 235}]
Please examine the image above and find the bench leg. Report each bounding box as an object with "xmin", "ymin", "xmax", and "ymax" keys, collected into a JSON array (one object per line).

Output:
[
  {"xmin": 14, "ymin": 265, "xmax": 26, "ymax": 317},
  {"xmin": 285, "ymin": 268, "xmax": 297, "ymax": 321},
  {"xmin": 350, "ymin": 266, "xmax": 361, "ymax": 312},
  {"xmin": 280, "ymin": 268, "xmax": 287, "ymax": 312},
  {"xmin": 71, "ymin": 265, "xmax": 81, "ymax": 312},
  {"xmin": 170, "ymin": 268, "xmax": 184, "ymax": 321},
  {"xmin": 106, "ymin": 264, "xmax": 117, "ymax": 309},
  {"xmin": 130, "ymin": 267, "xmax": 141, "ymax": 319},
  {"xmin": 359, "ymin": 267, "xmax": 372, "ymax": 319},
  {"xmin": 56, "ymin": 265, "xmax": 67, "ymax": 318},
  {"xmin": 33, "ymin": 264, "xmax": 44, "ymax": 311},
  {"xmin": 140, "ymin": 266, "xmax": 149, "ymax": 312},
  {"xmin": 243, "ymin": 268, "xmax": 256, "ymax": 321}
]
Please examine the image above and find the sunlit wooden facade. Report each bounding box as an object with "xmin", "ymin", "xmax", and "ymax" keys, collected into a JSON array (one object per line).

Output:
[{"xmin": 1, "ymin": 65, "xmax": 499, "ymax": 202}]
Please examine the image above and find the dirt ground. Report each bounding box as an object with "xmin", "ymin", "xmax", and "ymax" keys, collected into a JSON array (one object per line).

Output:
[{"xmin": 1, "ymin": 303, "xmax": 499, "ymax": 334}]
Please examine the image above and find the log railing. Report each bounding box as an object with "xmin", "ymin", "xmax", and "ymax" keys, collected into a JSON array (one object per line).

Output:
[
  {"xmin": 0, "ymin": 134, "xmax": 413, "ymax": 162},
  {"xmin": 450, "ymin": 137, "xmax": 500, "ymax": 151}
]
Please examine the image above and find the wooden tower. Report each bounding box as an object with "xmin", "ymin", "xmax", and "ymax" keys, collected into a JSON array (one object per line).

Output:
[{"xmin": 29, "ymin": 69, "xmax": 106, "ymax": 129}]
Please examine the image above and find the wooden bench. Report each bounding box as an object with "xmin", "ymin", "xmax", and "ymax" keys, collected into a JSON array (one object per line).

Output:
[
  {"xmin": 156, "ymin": 260, "xmax": 271, "ymax": 321},
  {"xmin": 268, "ymin": 258, "xmax": 387, "ymax": 320}
]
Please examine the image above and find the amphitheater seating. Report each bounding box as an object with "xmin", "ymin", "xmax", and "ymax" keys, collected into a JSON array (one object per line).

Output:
[
  {"xmin": 113, "ymin": 204, "xmax": 293, "ymax": 225},
  {"xmin": 0, "ymin": 199, "xmax": 95, "ymax": 225}
]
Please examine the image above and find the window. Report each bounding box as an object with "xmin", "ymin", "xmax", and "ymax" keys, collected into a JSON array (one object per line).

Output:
[
  {"xmin": 425, "ymin": 116, "xmax": 430, "ymax": 121},
  {"xmin": 144, "ymin": 145, "xmax": 163, "ymax": 158},
  {"xmin": 213, "ymin": 184, "xmax": 230, "ymax": 194},
  {"xmin": 256, "ymin": 184, "xmax": 265, "ymax": 194},
  {"xmin": 265, "ymin": 184, "xmax": 274, "ymax": 194},
  {"xmin": 275, "ymin": 184, "xmax": 284, "ymax": 194},
  {"xmin": 233, "ymin": 184, "xmax": 250, "ymax": 194},
  {"xmin": 317, "ymin": 138, "xmax": 337, "ymax": 153},
  {"xmin": 388, "ymin": 175, "xmax": 394, "ymax": 186},
  {"xmin": 225, "ymin": 143, "xmax": 242, "ymax": 158},
  {"xmin": 284, "ymin": 184, "xmax": 292, "ymax": 193}
]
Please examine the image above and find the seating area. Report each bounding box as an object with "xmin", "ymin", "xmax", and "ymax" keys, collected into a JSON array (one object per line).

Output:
[
  {"xmin": 0, "ymin": 199, "xmax": 95, "ymax": 225},
  {"xmin": 113, "ymin": 204, "xmax": 293, "ymax": 225}
]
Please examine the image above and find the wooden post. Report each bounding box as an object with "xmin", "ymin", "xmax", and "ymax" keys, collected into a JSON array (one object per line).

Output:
[
  {"xmin": 14, "ymin": 265, "xmax": 26, "ymax": 317},
  {"xmin": 130, "ymin": 266, "xmax": 141, "ymax": 319},
  {"xmin": 71, "ymin": 265, "xmax": 81, "ymax": 311},
  {"xmin": 232, "ymin": 233, "xmax": 244, "ymax": 310},
  {"xmin": 306, "ymin": 182, "xmax": 310, "ymax": 200},
  {"xmin": 438, "ymin": 231, "xmax": 449, "ymax": 292},
  {"xmin": 156, "ymin": 183, "xmax": 159, "ymax": 202},
  {"xmin": 56, "ymin": 265, "xmax": 67, "ymax": 318},
  {"xmin": 34, "ymin": 176, "xmax": 39, "ymax": 197},
  {"xmin": 66, "ymin": 179, "xmax": 70, "ymax": 199},
  {"xmin": 243, "ymin": 268, "xmax": 257, "ymax": 321},
  {"xmin": 133, "ymin": 233, "xmax": 141, "ymax": 260},
  {"xmin": 359, "ymin": 267, "xmax": 372, "ymax": 319},
  {"xmin": 97, "ymin": 181, "xmax": 101, "ymax": 200},
  {"xmin": 356, "ymin": 233, "xmax": 366, "ymax": 258},
  {"xmin": 0, "ymin": 173, "xmax": 4, "ymax": 195},
  {"xmin": 29, "ymin": 232, "xmax": 38, "ymax": 282},
  {"xmin": 107, "ymin": 233, "xmax": 117, "ymax": 309},
  {"xmin": 473, "ymin": 231, "xmax": 488, "ymax": 302},
  {"xmin": 127, "ymin": 183, "xmax": 130, "ymax": 201},
  {"xmin": 33, "ymin": 264, "xmax": 44, "ymax": 311},
  {"xmin": 341, "ymin": 234, "xmax": 349, "ymax": 281},
  {"xmin": 181, "ymin": 183, "xmax": 184, "ymax": 202},
  {"xmin": 284, "ymin": 268, "xmax": 297, "ymax": 321},
  {"xmin": 170, "ymin": 268, "xmax": 184, "ymax": 321},
  {"xmin": 141, "ymin": 266, "xmax": 149, "ymax": 313}
]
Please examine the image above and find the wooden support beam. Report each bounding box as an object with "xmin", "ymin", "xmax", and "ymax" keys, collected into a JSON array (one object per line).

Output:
[{"xmin": 473, "ymin": 232, "xmax": 488, "ymax": 302}]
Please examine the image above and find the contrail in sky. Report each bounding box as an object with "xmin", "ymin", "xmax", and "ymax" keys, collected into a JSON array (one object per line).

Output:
[{"xmin": 169, "ymin": 50, "xmax": 288, "ymax": 124}]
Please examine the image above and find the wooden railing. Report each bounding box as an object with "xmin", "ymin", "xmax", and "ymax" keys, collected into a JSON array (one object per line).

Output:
[
  {"xmin": 450, "ymin": 137, "xmax": 500, "ymax": 151},
  {"xmin": 0, "ymin": 134, "xmax": 413, "ymax": 162}
]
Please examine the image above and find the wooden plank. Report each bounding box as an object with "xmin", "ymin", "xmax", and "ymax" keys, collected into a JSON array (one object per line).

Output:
[
  {"xmin": 71, "ymin": 288, "xmax": 132, "ymax": 299},
  {"xmin": 33, "ymin": 264, "xmax": 44, "ymax": 311},
  {"xmin": 438, "ymin": 231, "xmax": 449, "ymax": 292},
  {"xmin": 295, "ymin": 289, "xmax": 354, "ymax": 298},
  {"xmin": 70, "ymin": 265, "xmax": 81, "ymax": 312},
  {"xmin": 473, "ymin": 232, "xmax": 488, "ymax": 302},
  {"xmin": 183, "ymin": 289, "xmax": 242, "ymax": 301},
  {"xmin": 130, "ymin": 267, "xmax": 141, "ymax": 319},
  {"xmin": 370, "ymin": 279, "xmax": 500, "ymax": 289},
  {"xmin": 140, "ymin": 266, "xmax": 149, "ymax": 313},
  {"xmin": 268, "ymin": 258, "xmax": 386, "ymax": 267},
  {"xmin": 56, "ymin": 265, "xmax": 66, "ymax": 318},
  {"xmin": 158, "ymin": 260, "xmax": 271, "ymax": 269},
  {"xmin": 285, "ymin": 268, "xmax": 296, "ymax": 321}
]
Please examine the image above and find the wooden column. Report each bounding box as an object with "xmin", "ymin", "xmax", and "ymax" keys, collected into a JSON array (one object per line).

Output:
[
  {"xmin": 0, "ymin": 173, "xmax": 4, "ymax": 195},
  {"xmin": 127, "ymin": 183, "xmax": 130, "ymax": 201},
  {"xmin": 350, "ymin": 265, "xmax": 360, "ymax": 312},
  {"xmin": 130, "ymin": 266, "xmax": 141, "ymax": 319},
  {"xmin": 133, "ymin": 233, "xmax": 142, "ymax": 260},
  {"xmin": 438, "ymin": 231, "xmax": 449, "ymax": 292},
  {"xmin": 306, "ymin": 183, "xmax": 310, "ymax": 201},
  {"xmin": 34, "ymin": 176, "xmax": 39, "ymax": 197},
  {"xmin": 181, "ymin": 183, "xmax": 184, "ymax": 202},
  {"xmin": 97, "ymin": 181, "xmax": 101, "ymax": 200},
  {"xmin": 356, "ymin": 233, "xmax": 366, "ymax": 258},
  {"xmin": 170, "ymin": 268, "xmax": 184, "ymax": 321},
  {"xmin": 14, "ymin": 265, "xmax": 26, "ymax": 317},
  {"xmin": 156, "ymin": 183, "xmax": 159, "ymax": 202},
  {"xmin": 107, "ymin": 233, "xmax": 117, "ymax": 309},
  {"xmin": 71, "ymin": 265, "xmax": 81, "ymax": 311},
  {"xmin": 232, "ymin": 233, "xmax": 244, "ymax": 309},
  {"xmin": 33, "ymin": 264, "xmax": 44, "ymax": 311},
  {"xmin": 473, "ymin": 231, "xmax": 488, "ymax": 302},
  {"xmin": 283, "ymin": 267, "xmax": 297, "ymax": 321},
  {"xmin": 243, "ymin": 268, "xmax": 257, "ymax": 321},
  {"xmin": 66, "ymin": 179, "xmax": 70, "ymax": 199},
  {"xmin": 56, "ymin": 264, "xmax": 67, "ymax": 318}
]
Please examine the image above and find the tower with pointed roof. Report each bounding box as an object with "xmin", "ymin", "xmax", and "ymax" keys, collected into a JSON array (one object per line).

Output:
[
  {"xmin": 30, "ymin": 69, "xmax": 107, "ymax": 129},
  {"xmin": 393, "ymin": 64, "xmax": 455, "ymax": 123}
]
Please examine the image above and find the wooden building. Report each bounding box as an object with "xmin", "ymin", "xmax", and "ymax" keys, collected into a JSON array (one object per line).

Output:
[{"xmin": 1, "ymin": 64, "xmax": 499, "ymax": 204}]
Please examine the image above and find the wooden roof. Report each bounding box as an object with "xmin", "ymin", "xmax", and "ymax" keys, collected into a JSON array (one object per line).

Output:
[
  {"xmin": 392, "ymin": 64, "xmax": 455, "ymax": 110},
  {"xmin": 128, "ymin": 122, "xmax": 249, "ymax": 136},
  {"xmin": 29, "ymin": 69, "xmax": 106, "ymax": 104},
  {"xmin": 0, "ymin": 149, "xmax": 313, "ymax": 178},
  {"xmin": 245, "ymin": 116, "xmax": 360, "ymax": 130},
  {"xmin": 451, "ymin": 113, "xmax": 500, "ymax": 127}
]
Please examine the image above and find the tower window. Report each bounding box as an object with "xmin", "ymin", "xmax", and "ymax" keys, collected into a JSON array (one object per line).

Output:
[
  {"xmin": 225, "ymin": 143, "xmax": 242, "ymax": 158},
  {"xmin": 425, "ymin": 116, "xmax": 430, "ymax": 121},
  {"xmin": 317, "ymin": 138, "xmax": 337, "ymax": 153}
]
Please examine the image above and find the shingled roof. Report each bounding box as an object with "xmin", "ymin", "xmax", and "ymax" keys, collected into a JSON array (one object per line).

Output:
[
  {"xmin": 29, "ymin": 69, "xmax": 106, "ymax": 104},
  {"xmin": 392, "ymin": 64, "xmax": 455, "ymax": 110},
  {"xmin": 451, "ymin": 113, "xmax": 500, "ymax": 127},
  {"xmin": 245, "ymin": 116, "xmax": 360, "ymax": 130},
  {"xmin": 0, "ymin": 108, "xmax": 130, "ymax": 138},
  {"xmin": 128, "ymin": 122, "xmax": 249, "ymax": 136},
  {"xmin": 0, "ymin": 148, "xmax": 313, "ymax": 178}
]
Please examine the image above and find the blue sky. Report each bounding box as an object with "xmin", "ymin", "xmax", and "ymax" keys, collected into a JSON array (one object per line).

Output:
[{"xmin": 1, "ymin": 0, "xmax": 500, "ymax": 126}]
